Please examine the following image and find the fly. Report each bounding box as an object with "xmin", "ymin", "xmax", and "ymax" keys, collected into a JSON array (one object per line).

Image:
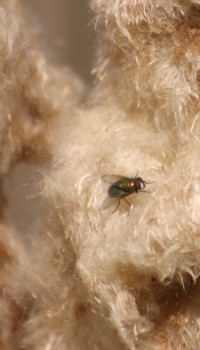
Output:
[{"xmin": 101, "ymin": 174, "xmax": 149, "ymax": 214}]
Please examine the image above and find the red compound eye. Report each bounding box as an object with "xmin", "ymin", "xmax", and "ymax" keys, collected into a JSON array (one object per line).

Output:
[{"xmin": 135, "ymin": 177, "xmax": 145, "ymax": 190}]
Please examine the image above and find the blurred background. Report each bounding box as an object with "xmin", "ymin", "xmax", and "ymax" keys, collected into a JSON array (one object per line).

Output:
[
  {"xmin": 21, "ymin": 0, "xmax": 94, "ymax": 83},
  {"xmin": 5, "ymin": 0, "xmax": 94, "ymax": 236}
]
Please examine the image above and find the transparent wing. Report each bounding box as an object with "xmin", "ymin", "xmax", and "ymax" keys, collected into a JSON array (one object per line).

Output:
[
  {"xmin": 101, "ymin": 174, "xmax": 127, "ymax": 211},
  {"xmin": 100, "ymin": 196, "xmax": 119, "ymax": 210},
  {"xmin": 101, "ymin": 174, "xmax": 125, "ymax": 185}
]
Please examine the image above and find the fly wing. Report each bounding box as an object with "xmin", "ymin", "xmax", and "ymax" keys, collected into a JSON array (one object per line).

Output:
[
  {"xmin": 100, "ymin": 196, "xmax": 119, "ymax": 210},
  {"xmin": 101, "ymin": 174, "xmax": 125, "ymax": 184},
  {"xmin": 101, "ymin": 174, "xmax": 127, "ymax": 211}
]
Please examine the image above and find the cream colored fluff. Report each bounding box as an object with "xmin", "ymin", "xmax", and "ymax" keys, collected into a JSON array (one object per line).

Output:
[
  {"xmin": 0, "ymin": 0, "xmax": 84, "ymax": 175},
  {"xmin": 2, "ymin": 0, "xmax": 200, "ymax": 350},
  {"xmin": 0, "ymin": 1, "xmax": 84, "ymax": 348}
]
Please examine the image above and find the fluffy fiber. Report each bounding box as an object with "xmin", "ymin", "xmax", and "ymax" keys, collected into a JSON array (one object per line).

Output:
[
  {"xmin": 2, "ymin": 0, "xmax": 200, "ymax": 350},
  {"xmin": 0, "ymin": 0, "xmax": 84, "ymax": 175},
  {"xmin": 0, "ymin": 1, "xmax": 84, "ymax": 348}
]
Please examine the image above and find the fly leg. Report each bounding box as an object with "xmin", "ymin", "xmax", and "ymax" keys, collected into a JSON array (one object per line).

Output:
[
  {"xmin": 112, "ymin": 200, "xmax": 120, "ymax": 214},
  {"xmin": 123, "ymin": 198, "xmax": 130, "ymax": 215}
]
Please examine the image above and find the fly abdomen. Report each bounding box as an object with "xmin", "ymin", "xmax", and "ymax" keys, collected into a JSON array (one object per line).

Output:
[{"xmin": 108, "ymin": 184, "xmax": 123, "ymax": 198}]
